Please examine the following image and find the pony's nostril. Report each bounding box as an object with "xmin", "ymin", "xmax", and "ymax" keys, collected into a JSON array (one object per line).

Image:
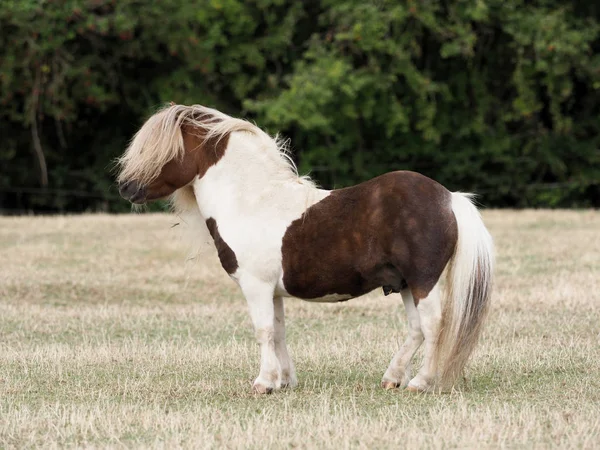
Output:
[
  {"xmin": 118, "ymin": 180, "xmax": 141, "ymax": 199},
  {"xmin": 129, "ymin": 186, "xmax": 147, "ymax": 204},
  {"xmin": 118, "ymin": 180, "xmax": 147, "ymax": 203},
  {"xmin": 118, "ymin": 181, "xmax": 131, "ymax": 196}
]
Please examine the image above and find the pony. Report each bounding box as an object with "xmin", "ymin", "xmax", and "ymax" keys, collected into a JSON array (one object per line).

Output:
[{"xmin": 117, "ymin": 103, "xmax": 494, "ymax": 394}]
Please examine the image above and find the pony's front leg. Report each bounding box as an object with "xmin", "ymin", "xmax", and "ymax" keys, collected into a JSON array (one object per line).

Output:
[
  {"xmin": 274, "ymin": 296, "xmax": 297, "ymax": 389},
  {"xmin": 241, "ymin": 277, "xmax": 282, "ymax": 394}
]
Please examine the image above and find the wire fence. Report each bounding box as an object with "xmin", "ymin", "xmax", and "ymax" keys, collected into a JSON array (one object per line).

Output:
[
  {"xmin": 0, "ymin": 186, "xmax": 121, "ymax": 199},
  {"xmin": 0, "ymin": 186, "xmax": 123, "ymax": 215},
  {"xmin": 0, "ymin": 178, "xmax": 596, "ymax": 215}
]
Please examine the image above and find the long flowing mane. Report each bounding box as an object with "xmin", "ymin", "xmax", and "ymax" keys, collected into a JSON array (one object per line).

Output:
[{"xmin": 116, "ymin": 103, "xmax": 312, "ymax": 188}]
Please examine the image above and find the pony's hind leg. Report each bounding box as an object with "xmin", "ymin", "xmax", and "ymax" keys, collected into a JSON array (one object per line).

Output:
[
  {"xmin": 407, "ymin": 282, "xmax": 442, "ymax": 393},
  {"xmin": 273, "ymin": 296, "xmax": 297, "ymax": 389},
  {"xmin": 381, "ymin": 289, "xmax": 424, "ymax": 389},
  {"xmin": 240, "ymin": 277, "xmax": 282, "ymax": 394}
]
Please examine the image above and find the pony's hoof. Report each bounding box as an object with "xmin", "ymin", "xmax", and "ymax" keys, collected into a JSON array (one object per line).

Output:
[
  {"xmin": 252, "ymin": 383, "xmax": 273, "ymax": 395},
  {"xmin": 280, "ymin": 377, "xmax": 298, "ymax": 390},
  {"xmin": 406, "ymin": 379, "xmax": 432, "ymax": 393},
  {"xmin": 381, "ymin": 380, "xmax": 401, "ymax": 390}
]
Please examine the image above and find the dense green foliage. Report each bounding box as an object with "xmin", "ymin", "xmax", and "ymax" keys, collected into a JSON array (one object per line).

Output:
[{"xmin": 1, "ymin": 0, "xmax": 599, "ymax": 212}]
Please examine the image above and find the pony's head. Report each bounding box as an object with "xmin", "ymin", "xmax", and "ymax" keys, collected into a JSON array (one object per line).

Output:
[{"xmin": 116, "ymin": 103, "xmax": 236, "ymax": 204}]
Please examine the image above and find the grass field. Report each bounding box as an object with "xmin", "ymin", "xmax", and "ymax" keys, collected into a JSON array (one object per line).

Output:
[{"xmin": 1, "ymin": 210, "xmax": 599, "ymax": 448}]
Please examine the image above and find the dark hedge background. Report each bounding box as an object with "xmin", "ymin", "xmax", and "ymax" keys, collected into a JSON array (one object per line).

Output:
[{"xmin": 1, "ymin": 0, "xmax": 599, "ymax": 213}]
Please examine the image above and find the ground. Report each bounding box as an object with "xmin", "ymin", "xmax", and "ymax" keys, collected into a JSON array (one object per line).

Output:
[{"xmin": 0, "ymin": 210, "xmax": 599, "ymax": 448}]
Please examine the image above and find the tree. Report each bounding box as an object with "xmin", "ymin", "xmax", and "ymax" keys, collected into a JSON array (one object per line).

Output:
[{"xmin": 1, "ymin": 0, "xmax": 598, "ymax": 212}]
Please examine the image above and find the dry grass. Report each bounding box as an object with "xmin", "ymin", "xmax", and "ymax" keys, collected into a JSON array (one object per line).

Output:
[{"xmin": 0, "ymin": 210, "xmax": 599, "ymax": 449}]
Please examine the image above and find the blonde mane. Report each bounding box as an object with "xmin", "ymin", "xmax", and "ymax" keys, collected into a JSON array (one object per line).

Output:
[{"xmin": 117, "ymin": 103, "xmax": 314, "ymax": 188}]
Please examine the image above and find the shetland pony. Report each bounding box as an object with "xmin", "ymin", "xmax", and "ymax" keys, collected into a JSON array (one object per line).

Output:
[{"xmin": 117, "ymin": 104, "xmax": 494, "ymax": 394}]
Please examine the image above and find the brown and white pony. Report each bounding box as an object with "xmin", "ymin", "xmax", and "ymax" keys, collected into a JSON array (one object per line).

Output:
[{"xmin": 117, "ymin": 104, "xmax": 494, "ymax": 394}]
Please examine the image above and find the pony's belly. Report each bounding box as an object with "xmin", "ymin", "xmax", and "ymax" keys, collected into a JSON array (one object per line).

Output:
[
  {"xmin": 275, "ymin": 278, "xmax": 355, "ymax": 302},
  {"xmin": 301, "ymin": 293, "xmax": 354, "ymax": 303}
]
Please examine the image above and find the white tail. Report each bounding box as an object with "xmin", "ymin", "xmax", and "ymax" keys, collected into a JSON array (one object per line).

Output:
[{"xmin": 436, "ymin": 192, "xmax": 495, "ymax": 387}]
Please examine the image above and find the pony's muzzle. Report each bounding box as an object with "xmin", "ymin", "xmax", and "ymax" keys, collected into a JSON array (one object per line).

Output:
[{"xmin": 118, "ymin": 180, "xmax": 147, "ymax": 204}]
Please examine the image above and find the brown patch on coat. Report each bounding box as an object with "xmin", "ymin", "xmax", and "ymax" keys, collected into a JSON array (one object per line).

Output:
[
  {"xmin": 281, "ymin": 171, "xmax": 458, "ymax": 303},
  {"xmin": 205, "ymin": 218, "xmax": 238, "ymax": 274},
  {"xmin": 181, "ymin": 122, "xmax": 230, "ymax": 180},
  {"xmin": 137, "ymin": 117, "xmax": 230, "ymax": 202}
]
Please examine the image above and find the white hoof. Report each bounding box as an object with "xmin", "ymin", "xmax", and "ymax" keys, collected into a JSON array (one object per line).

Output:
[
  {"xmin": 406, "ymin": 376, "xmax": 434, "ymax": 393},
  {"xmin": 381, "ymin": 380, "xmax": 402, "ymax": 390},
  {"xmin": 252, "ymin": 373, "xmax": 279, "ymax": 394},
  {"xmin": 281, "ymin": 371, "xmax": 298, "ymax": 389},
  {"xmin": 252, "ymin": 380, "xmax": 274, "ymax": 394}
]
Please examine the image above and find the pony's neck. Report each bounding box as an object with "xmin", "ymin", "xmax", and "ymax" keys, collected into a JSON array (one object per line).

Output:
[{"xmin": 192, "ymin": 131, "xmax": 326, "ymax": 221}]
